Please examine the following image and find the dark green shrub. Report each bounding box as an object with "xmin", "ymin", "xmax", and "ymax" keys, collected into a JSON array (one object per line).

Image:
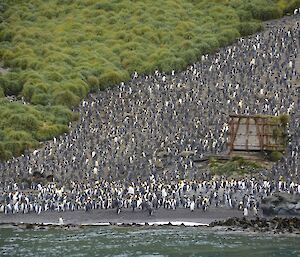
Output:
[
  {"xmin": 6, "ymin": 113, "xmax": 39, "ymax": 131},
  {"xmin": 236, "ymin": 9, "xmax": 253, "ymax": 22},
  {"xmin": 45, "ymin": 71, "xmax": 64, "ymax": 82},
  {"xmin": 20, "ymin": 70, "xmax": 43, "ymax": 84},
  {"xmin": 279, "ymin": 114, "xmax": 289, "ymax": 127},
  {"xmin": 238, "ymin": 21, "xmax": 262, "ymax": 36},
  {"xmin": 1, "ymin": 49, "xmax": 15, "ymax": 66},
  {"xmin": 0, "ymin": 142, "xmax": 12, "ymax": 160},
  {"xmin": 217, "ymin": 28, "xmax": 240, "ymax": 45},
  {"xmin": 180, "ymin": 40, "xmax": 193, "ymax": 50},
  {"xmin": 52, "ymin": 90, "xmax": 80, "ymax": 108},
  {"xmin": 3, "ymin": 79, "xmax": 22, "ymax": 96},
  {"xmin": 35, "ymin": 124, "xmax": 68, "ymax": 141},
  {"xmin": 284, "ymin": 0, "xmax": 300, "ymax": 14},
  {"xmin": 87, "ymin": 75, "xmax": 99, "ymax": 91},
  {"xmin": 160, "ymin": 57, "xmax": 186, "ymax": 73},
  {"xmin": 99, "ymin": 70, "xmax": 129, "ymax": 89},
  {"xmin": 203, "ymin": 36, "xmax": 220, "ymax": 53},
  {"xmin": 120, "ymin": 51, "xmax": 143, "ymax": 73},
  {"xmin": 63, "ymin": 81, "xmax": 89, "ymax": 98},
  {"xmin": 22, "ymin": 82, "xmax": 47, "ymax": 102},
  {"xmin": 140, "ymin": 62, "xmax": 156, "ymax": 75},
  {"xmin": 0, "ymin": 130, "xmax": 4, "ymax": 141},
  {"xmin": 248, "ymin": 4, "xmax": 282, "ymax": 21},
  {"xmin": 4, "ymin": 141, "xmax": 24, "ymax": 156},
  {"xmin": 270, "ymin": 151, "xmax": 283, "ymax": 162},
  {"xmin": 0, "ymin": 30, "xmax": 14, "ymax": 42},
  {"xmin": 95, "ymin": 2, "xmax": 114, "ymax": 11},
  {"xmin": 181, "ymin": 49, "xmax": 198, "ymax": 64},
  {"xmin": 10, "ymin": 57, "xmax": 29, "ymax": 69},
  {"xmin": 21, "ymin": 83, "xmax": 36, "ymax": 101},
  {"xmin": 31, "ymin": 93, "xmax": 50, "ymax": 105},
  {"xmin": 6, "ymin": 129, "xmax": 35, "ymax": 141},
  {"xmin": 27, "ymin": 60, "xmax": 42, "ymax": 70},
  {"xmin": 0, "ymin": 72, "xmax": 23, "ymax": 96},
  {"xmin": 0, "ymin": 86, "xmax": 4, "ymax": 98},
  {"xmin": 272, "ymin": 127, "xmax": 282, "ymax": 141},
  {"xmin": 46, "ymin": 105, "xmax": 76, "ymax": 124},
  {"xmin": 261, "ymin": 7, "xmax": 282, "ymax": 20}
]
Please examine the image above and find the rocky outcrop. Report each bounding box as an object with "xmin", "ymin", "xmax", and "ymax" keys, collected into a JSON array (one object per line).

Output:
[
  {"xmin": 210, "ymin": 217, "xmax": 300, "ymax": 233},
  {"xmin": 261, "ymin": 192, "xmax": 300, "ymax": 216}
]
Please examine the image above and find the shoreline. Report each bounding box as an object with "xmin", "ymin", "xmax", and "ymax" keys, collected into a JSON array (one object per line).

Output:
[
  {"xmin": 0, "ymin": 208, "xmax": 299, "ymax": 235},
  {"xmin": 0, "ymin": 208, "xmax": 246, "ymax": 226}
]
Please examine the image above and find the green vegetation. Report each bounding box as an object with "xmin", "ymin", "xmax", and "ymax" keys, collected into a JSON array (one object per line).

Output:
[
  {"xmin": 269, "ymin": 151, "xmax": 283, "ymax": 162},
  {"xmin": 283, "ymin": 0, "xmax": 300, "ymax": 13},
  {"xmin": 0, "ymin": 0, "xmax": 297, "ymax": 159},
  {"xmin": 209, "ymin": 156, "xmax": 263, "ymax": 177},
  {"xmin": 255, "ymin": 113, "xmax": 289, "ymax": 150},
  {"xmin": 0, "ymin": 98, "xmax": 78, "ymax": 159}
]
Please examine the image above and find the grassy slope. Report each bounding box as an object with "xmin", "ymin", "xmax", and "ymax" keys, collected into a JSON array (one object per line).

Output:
[{"xmin": 0, "ymin": 0, "xmax": 298, "ymax": 160}]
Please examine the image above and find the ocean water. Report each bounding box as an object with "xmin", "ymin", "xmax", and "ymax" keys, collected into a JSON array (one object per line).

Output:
[{"xmin": 0, "ymin": 226, "xmax": 299, "ymax": 257}]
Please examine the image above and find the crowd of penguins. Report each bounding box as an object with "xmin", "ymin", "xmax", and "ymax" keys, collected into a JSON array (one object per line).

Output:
[
  {"xmin": 0, "ymin": 15, "xmax": 300, "ymax": 216},
  {"xmin": 1, "ymin": 177, "xmax": 300, "ymax": 216}
]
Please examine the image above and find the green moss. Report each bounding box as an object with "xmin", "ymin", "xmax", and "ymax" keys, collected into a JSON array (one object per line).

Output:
[{"xmin": 209, "ymin": 156, "xmax": 263, "ymax": 176}]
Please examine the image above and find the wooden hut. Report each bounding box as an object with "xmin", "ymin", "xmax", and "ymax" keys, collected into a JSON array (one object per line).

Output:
[{"xmin": 228, "ymin": 114, "xmax": 287, "ymax": 152}]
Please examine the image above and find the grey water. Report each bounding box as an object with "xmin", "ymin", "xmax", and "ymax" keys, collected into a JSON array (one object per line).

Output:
[{"xmin": 0, "ymin": 226, "xmax": 299, "ymax": 257}]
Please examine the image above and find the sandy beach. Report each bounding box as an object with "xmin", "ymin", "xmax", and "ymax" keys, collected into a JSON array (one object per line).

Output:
[{"xmin": 0, "ymin": 208, "xmax": 251, "ymax": 226}]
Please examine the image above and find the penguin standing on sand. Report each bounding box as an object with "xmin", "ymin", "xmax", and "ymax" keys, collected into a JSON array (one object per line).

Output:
[
  {"xmin": 253, "ymin": 206, "xmax": 258, "ymax": 216},
  {"xmin": 243, "ymin": 207, "xmax": 248, "ymax": 217},
  {"xmin": 190, "ymin": 200, "xmax": 195, "ymax": 212},
  {"xmin": 59, "ymin": 217, "xmax": 64, "ymax": 225}
]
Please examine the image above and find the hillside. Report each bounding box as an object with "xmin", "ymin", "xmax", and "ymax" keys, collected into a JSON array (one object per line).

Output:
[{"xmin": 0, "ymin": 0, "xmax": 299, "ymax": 159}]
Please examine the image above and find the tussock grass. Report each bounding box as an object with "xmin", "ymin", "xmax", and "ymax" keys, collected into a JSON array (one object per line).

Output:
[
  {"xmin": 0, "ymin": 0, "xmax": 296, "ymax": 159},
  {"xmin": 0, "ymin": 99, "xmax": 77, "ymax": 159}
]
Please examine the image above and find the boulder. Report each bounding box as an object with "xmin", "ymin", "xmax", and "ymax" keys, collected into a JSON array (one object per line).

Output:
[
  {"xmin": 261, "ymin": 192, "xmax": 300, "ymax": 216},
  {"xmin": 209, "ymin": 217, "xmax": 300, "ymax": 233}
]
